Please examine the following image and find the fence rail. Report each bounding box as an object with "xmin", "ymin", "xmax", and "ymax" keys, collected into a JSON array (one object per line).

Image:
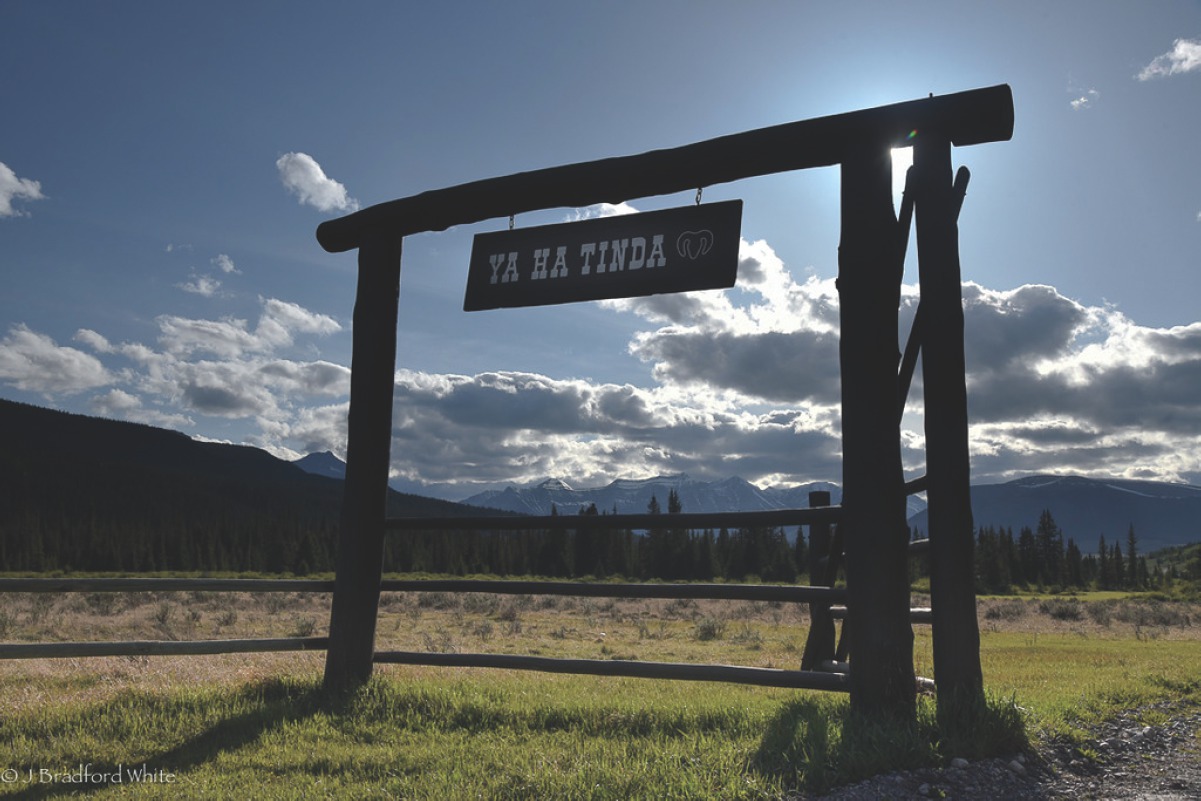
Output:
[
  {"xmin": 0, "ymin": 578, "xmax": 334, "ymax": 593},
  {"xmin": 0, "ymin": 637, "xmax": 329, "ymax": 660},
  {"xmin": 385, "ymin": 506, "xmax": 841, "ymax": 532},
  {"xmin": 379, "ymin": 579, "xmax": 847, "ymax": 604},
  {"xmin": 373, "ymin": 651, "xmax": 849, "ymax": 691}
]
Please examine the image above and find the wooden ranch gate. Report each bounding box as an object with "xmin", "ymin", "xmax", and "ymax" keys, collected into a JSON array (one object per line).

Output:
[
  {"xmin": 0, "ymin": 87, "xmax": 1013, "ymax": 722},
  {"xmin": 315, "ymin": 84, "xmax": 1014, "ymax": 719}
]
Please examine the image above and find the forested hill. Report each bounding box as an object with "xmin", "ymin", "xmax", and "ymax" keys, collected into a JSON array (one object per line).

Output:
[
  {"xmin": 909, "ymin": 475, "xmax": 1201, "ymax": 554},
  {"xmin": 0, "ymin": 399, "xmax": 482, "ymax": 573}
]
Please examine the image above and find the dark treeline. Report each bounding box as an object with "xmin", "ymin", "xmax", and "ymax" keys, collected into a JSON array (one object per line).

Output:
[
  {"xmin": 2, "ymin": 484, "xmax": 810, "ymax": 583},
  {"xmin": 384, "ymin": 490, "xmax": 806, "ymax": 582},
  {"xmin": 970, "ymin": 508, "xmax": 1159, "ymax": 593}
]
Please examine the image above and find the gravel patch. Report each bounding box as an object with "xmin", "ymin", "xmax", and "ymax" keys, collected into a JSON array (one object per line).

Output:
[{"xmin": 790, "ymin": 701, "xmax": 1201, "ymax": 800}]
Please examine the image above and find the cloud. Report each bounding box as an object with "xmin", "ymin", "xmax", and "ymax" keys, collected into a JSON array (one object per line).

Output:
[
  {"xmin": 89, "ymin": 388, "xmax": 193, "ymax": 428},
  {"xmin": 610, "ymin": 239, "xmax": 845, "ymax": 404},
  {"xmin": 177, "ymin": 274, "xmax": 222, "ymax": 297},
  {"xmin": 1137, "ymin": 37, "xmax": 1201, "ymax": 80},
  {"xmin": 276, "ymin": 152, "xmax": 359, "ymax": 213},
  {"xmin": 567, "ymin": 202, "xmax": 640, "ymax": 222},
  {"xmin": 1069, "ymin": 88, "xmax": 1099, "ymax": 110},
  {"xmin": 55, "ymin": 297, "xmax": 348, "ymax": 434},
  {"xmin": 212, "ymin": 254, "xmax": 239, "ymax": 274},
  {"xmin": 13, "ymin": 229, "xmax": 1201, "ymax": 492},
  {"xmin": 385, "ymin": 368, "xmax": 842, "ymax": 491},
  {"xmin": 0, "ymin": 324, "xmax": 113, "ymax": 394},
  {"xmin": 0, "ymin": 161, "xmax": 46, "ymax": 217},
  {"xmin": 605, "ymin": 238, "xmax": 1201, "ymax": 485},
  {"xmin": 156, "ymin": 297, "xmax": 340, "ymax": 358}
]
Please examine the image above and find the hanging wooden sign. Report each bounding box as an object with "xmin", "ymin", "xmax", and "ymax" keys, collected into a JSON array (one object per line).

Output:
[{"xmin": 463, "ymin": 200, "xmax": 742, "ymax": 311}]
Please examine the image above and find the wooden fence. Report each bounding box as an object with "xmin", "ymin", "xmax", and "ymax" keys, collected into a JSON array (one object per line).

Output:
[{"xmin": 0, "ymin": 496, "xmax": 934, "ymax": 693}]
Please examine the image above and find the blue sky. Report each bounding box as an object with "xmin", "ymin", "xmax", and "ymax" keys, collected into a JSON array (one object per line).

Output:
[{"xmin": 2, "ymin": 1, "xmax": 1199, "ymax": 500}]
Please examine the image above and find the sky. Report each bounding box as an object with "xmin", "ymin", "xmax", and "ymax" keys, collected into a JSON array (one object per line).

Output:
[{"xmin": 1, "ymin": 1, "xmax": 1200, "ymax": 501}]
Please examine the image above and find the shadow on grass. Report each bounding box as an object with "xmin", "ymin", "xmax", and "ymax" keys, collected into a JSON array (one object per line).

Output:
[
  {"xmin": 3, "ymin": 677, "xmax": 336, "ymax": 800},
  {"xmin": 752, "ymin": 691, "xmax": 1030, "ymax": 795}
]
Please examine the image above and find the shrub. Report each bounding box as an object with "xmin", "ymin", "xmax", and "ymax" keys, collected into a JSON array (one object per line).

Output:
[
  {"xmin": 693, "ymin": 617, "xmax": 726, "ymax": 641},
  {"xmin": 984, "ymin": 600, "xmax": 1028, "ymax": 621},
  {"xmin": 1114, "ymin": 601, "xmax": 1192, "ymax": 628},
  {"xmin": 1038, "ymin": 599, "xmax": 1083, "ymax": 621},
  {"xmin": 416, "ymin": 592, "xmax": 460, "ymax": 611}
]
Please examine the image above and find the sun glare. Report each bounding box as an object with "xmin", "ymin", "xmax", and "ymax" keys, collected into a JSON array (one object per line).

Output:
[{"xmin": 891, "ymin": 146, "xmax": 914, "ymax": 210}]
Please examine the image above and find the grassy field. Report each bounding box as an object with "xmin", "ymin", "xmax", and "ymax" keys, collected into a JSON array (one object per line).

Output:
[{"xmin": 1, "ymin": 586, "xmax": 1199, "ymax": 798}]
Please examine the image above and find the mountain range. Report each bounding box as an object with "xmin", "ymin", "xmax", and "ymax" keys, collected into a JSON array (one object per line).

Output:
[
  {"xmin": 459, "ymin": 474, "xmax": 850, "ymax": 517},
  {"xmin": 3, "ymin": 397, "xmax": 1197, "ymax": 562},
  {"xmin": 294, "ymin": 453, "xmax": 1200, "ymax": 553},
  {"xmin": 910, "ymin": 475, "xmax": 1201, "ymax": 554}
]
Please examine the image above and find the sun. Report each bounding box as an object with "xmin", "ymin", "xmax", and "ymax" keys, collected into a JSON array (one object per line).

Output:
[{"xmin": 891, "ymin": 146, "xmax": 914, "ymax": 210}]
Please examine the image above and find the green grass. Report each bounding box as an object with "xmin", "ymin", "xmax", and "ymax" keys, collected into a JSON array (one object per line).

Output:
[
  {"xmin": 2, "ymin": 594, "xmax": 1200, "ymax": 799},
  {"xmin": 0, "ymin": 672, "xmax": 1034, "ymax": 800}
]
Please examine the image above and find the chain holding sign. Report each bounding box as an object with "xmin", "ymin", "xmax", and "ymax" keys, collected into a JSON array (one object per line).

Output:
[{"xmin": 463, "ymin": 200, "xmax": 742, "ymax": 311}]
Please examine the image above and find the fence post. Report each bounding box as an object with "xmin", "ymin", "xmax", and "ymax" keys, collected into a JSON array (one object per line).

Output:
[
  {"xmin": 913, "ymin": 135, "xmax": 984, "ymax": 707},
  {"xmin": 837, "ymin": 146, "xmax": 916, "ymax": 720},
  {"xmin": 800, "ymin": 490, "xmax": 835, "ymax": 670},
  {"xmin": 323, "ymin": 227, "xmax": 403, "ymax": 692}
]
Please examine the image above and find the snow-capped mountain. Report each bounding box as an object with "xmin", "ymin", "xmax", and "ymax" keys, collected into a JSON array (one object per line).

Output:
[
  {"xmin": 460, "ymin": 473, "xmax": 856, "ymax": 517},
  {"xmin": 293, "ymin": 452, "xmax": 1201, "ymax": 552},
  {"xmin": 292, "ymin": 451, "xmax": 346, "ymax": 480}
]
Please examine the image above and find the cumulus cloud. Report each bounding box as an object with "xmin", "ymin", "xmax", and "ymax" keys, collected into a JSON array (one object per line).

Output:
[
  {"xmin": 11, "ymin": 227, "xmax": 1201, "ymax": 492},
  {"xmin": 610, "ymin": 239, "xmax": 844, "ymax": 404},
  {"xmin": 567, "ymin": 202, "xmax": 640, "ymax": 222},
  {"xmin": 0, "ymin": 324, "xmax": 113, "ymax": 394},
  {"xmin": 276, "ymin": 152, "xmax": 359, "ymax": 213},
  {"xmin": 212, "ymin": 254, "xmax": 239, "ymax": 274},
  {"xmin": 177, "ymin": 274, "xmax": 222, "ymax": 297},
  {"xmin": 89, "ymin": 388, "xmax": 193, "ymax": 428},
  {"xmin": 602, "ymin": 238, "xmax": 1201, "ymax": 485},
  {"xmin": 385, "ymin": 368, "xmax": 842, "ymax": 490},
  {"xmin": 2, "ymin": 297, "xmax": 350, "ymax": 446},
  {"xmin": 1138, "ymin": 37, "xmax": 1201, "ymax": 80},
  {"xmin": 0, "ymin": 161, "xmax": 46, "ymax": 217},
  {"xmin": 156, "ymin": 298, "xmax": 340, "ymax": 358},
  {"xmin": 1070, "ymin": 88, "xmax": 1099, "ymax": 110}
]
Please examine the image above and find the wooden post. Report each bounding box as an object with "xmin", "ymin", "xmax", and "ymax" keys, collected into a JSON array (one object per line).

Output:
[
  {"xmin": 838, "ymin": 147, "xmax": 916, "ymax": 720},
  {"xmin": 323, "ymin": 227, "xmax": 403, "ymax": 692},
  {"xmin": 801, "ymin": 490, "xmax": 836, "ymax": 670},
  {"xmin": 913, "ymin": 135, "xmax": 984, "ymax": 706}
]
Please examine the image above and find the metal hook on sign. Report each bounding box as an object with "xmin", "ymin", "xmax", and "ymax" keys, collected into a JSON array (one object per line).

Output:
[
  {"xmin": 509, "ymin": 214, "xmax": 515, "ymax": 231},
  {"xmin": 695, "ymin": 187, "xmax": 704, "ymax": 206}
]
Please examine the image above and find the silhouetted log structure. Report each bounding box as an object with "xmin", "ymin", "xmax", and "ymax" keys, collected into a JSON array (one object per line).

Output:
[
  {"xmin": 317, "ymin": 86, "xmax": 1012, "ymax": 251},
  {"xmin": 0, "ymin": 578, "xmax": 335, "ymax": 593},
  {"xmin": 914, "ymin": 138, "xmax": 984, "ymax": 705},
  {"xmin": 838, "ymin": 146, "xmax": 916, "ymax": 719},
  {"xmin": 323, "ymin": 229, "xmax": 403, "ymax": 690},
  {"xmin": 316, "ymin": 85, "xmax": 1014, "ymax": 720},
  {"xmin": 801, "ymin": 490, "xmax": 836, "ymax": 671},
  {"xmin": 0, "ymin": 638, "xmax": 328, "ymax": 660},
  {"xmin": 373, "ymin": 652, "xmax": 849, "ymax": 691},
  {"xmin": 376, "ymin": 579, "xmax": 846, "ymax": 604}
]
